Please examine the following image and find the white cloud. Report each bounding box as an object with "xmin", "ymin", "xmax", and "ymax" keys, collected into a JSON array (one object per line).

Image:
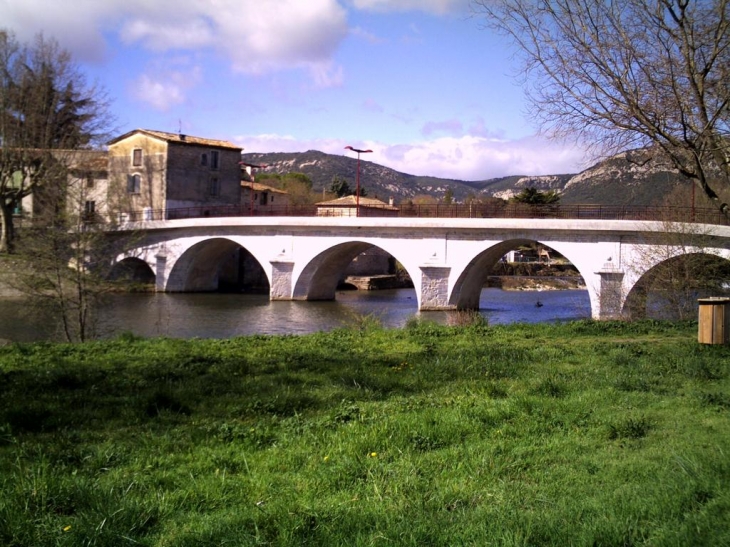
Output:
[
  {"xmin": 308, "ymin": 61, "xmax": 345, "ymax": 89},
  {"xmin": 421, "ymin": 119, "xmax": 464, "ymax": 137},
  {"xmin": 0, "ymin": 0, "xmax": 118, "ymax": 63},
  {"xmin": 119, "ymin": 16, "xmax": 214, "ymax": 51},
  {"xmin": 236, "ymin": 133, "xmax": 588, "ymax": 180},
  {"xmin": 0, "ymin": 0, "xmax": 349, "ymax": 84},
  {"xmin": 129, "ymin": 64, "xmax": 202, "ymax": 111},
  {"xmin": 130, "ymin": 75, "xmax": 185, "ymax": 111},
  {"xmin": 351, "ymin": 0, "xmax": 470, "ymax": 15},
  {"xmin": 350, "ymin": 26, "xmax": 387, "ymax": 44},
  {"xmin": 374, "ymin": 135, "xmax": 587, "ymax": 180}
]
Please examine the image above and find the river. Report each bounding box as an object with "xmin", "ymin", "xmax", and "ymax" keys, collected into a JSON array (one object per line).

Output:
[{"xmin": 0, "ymin": 287, "xmax": 591, "ymax": 342}]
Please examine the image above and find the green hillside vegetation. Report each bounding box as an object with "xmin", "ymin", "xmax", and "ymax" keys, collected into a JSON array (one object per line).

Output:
[
  {"xmin": 242, "ymin": 150, "xmax": 485, "ymax": 203},
  {"xmin": 242, "ymin": 149, "xmax": 697, "ymax": 208},
  {"xmin": 1, "ymin": 320, "xmax": 728, "ymax": 545}
]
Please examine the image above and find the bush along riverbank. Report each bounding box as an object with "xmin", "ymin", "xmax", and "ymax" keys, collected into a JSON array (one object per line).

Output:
[{"xmin": 0, "ymin": 319, "xmax": 728, "ymax": 545}]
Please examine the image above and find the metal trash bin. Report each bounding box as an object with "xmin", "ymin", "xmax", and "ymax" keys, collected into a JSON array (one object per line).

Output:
[{"xmin": 698, "ymin": 297, "xmax": 730, "ymax": 345}]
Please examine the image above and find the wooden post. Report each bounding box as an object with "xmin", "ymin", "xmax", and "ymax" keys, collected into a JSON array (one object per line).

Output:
[{"xmin": 698, "ymin": 297, "xmax": 730, "ymax": 345}]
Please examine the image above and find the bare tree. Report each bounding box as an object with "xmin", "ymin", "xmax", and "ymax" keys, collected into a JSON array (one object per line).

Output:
[
  {"xmin": 472, "ymin": 0, "xmax": 730, "ymax": 216},
  {"xmin": 0, "ymin": 29, "xmax": 113, "ymax": 252},
  {"xmin": 7, "ymin": 157, "xmax": 139, "ymax": 342}
]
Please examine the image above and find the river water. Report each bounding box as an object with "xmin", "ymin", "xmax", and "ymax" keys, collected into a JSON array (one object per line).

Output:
[{"xmin": 0, "ymin": 287, "xmax": 591, "ymax": 342}]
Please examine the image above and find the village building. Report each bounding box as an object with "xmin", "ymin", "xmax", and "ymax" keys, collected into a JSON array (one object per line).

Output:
[
  {"xmin": 315, "ymin": 195, "xmax": 399, "ymax": 217},
  {"xmin": 15, "ymin": 149, "xmax": 109, "ymax": 226},
  {"xmin": 240, "ymin": 181, "xmax": 289, "ymax": 214},
  {"xmin": 107, "ymin": 129, "xmax": 242, "ymax": 220}
]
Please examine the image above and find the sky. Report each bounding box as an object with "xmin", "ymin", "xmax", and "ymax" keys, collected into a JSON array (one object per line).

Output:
[{"xmin": 0, "ymin": 0, "xmax": 590, "ymax": 181}]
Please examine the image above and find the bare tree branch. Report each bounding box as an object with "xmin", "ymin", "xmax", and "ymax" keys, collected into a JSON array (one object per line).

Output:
[{"xmin": 473, "ymin": 0, "xmax": 730, "ymax": 216}]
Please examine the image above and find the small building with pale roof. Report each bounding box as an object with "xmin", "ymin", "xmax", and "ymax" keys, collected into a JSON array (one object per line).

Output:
[
  {"xmin": 240, "ymin": 181, "xmax": 289, "ymax": 214},
  {"xmin": 315, "ymin": 195, "xmax": 399, "ymax": 217}
]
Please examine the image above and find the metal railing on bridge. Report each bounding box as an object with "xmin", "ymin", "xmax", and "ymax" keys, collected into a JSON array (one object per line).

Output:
[{"xmin": 117, "ymin": 203, "xmax": 729, "ymax": 226}]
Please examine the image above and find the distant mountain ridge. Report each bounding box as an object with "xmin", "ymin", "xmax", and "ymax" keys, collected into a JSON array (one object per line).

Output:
[{"xmin": 241, "ymin": 148, "xmax": 691, "ymax": 207}]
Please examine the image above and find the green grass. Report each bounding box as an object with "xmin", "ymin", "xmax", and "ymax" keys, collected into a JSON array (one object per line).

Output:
[{"xmin": 0, "ymin": 319, "xmax": 728, "ymax": 545}]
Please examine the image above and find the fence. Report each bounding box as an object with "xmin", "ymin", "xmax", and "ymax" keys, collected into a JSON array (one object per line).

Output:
[{"xmin": 116, "ymin": 203, "xmax": 729, "ymax": 226}]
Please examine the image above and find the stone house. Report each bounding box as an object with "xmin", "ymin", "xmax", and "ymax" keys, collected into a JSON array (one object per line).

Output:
[
  {"xmin": 107, "ymin": 129, "xmax": 242, "ymax": 219},
  {"xmin": 15, "ymin": 150, "xmax": 109, "ymax": 225},
  {"xmin": 240, "ymin": 181, "xmax": 289, "ymax": 214},
  {"xmin": 315, "ymin": 195, "xmax": 399, "ymax": 217}
]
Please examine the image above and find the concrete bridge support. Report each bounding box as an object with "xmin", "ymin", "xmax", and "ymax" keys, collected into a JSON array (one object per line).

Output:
[
  {"xmin": 419, "ymin": 266, "xmax": 454, "ymax": 310},
  {"xmin": 270, "ymin": 259, "xmax": 294, "ymax": 300},
  {"xmin": 595, "ymin": 267, "xmax": 626, "ymax": 320}
]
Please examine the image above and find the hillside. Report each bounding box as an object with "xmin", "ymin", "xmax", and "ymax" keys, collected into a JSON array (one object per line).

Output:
[
  {"xmin": 242, "ymin": 150, "xmax": 479, "ymax": 202},
  {"xmin": 241, "ymin": 148, "xmax": 693, "ymax": 207}
]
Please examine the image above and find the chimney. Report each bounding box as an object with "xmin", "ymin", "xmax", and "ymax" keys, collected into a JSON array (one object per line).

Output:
[
  {"xmin": 389, "ymin": 196, "xmax": 394, "ymax": 206},
  {"xmin": 179, "ymin": 134, "xmax": 186, "ymax": 141}
]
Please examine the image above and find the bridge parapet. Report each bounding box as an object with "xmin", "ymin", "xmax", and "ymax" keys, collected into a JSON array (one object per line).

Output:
[{"xmin": 115, "ymin": 203, "xmax": 730, "ymax": 226}]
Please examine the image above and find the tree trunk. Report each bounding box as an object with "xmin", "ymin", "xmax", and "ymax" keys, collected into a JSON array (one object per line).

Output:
[{"xmin": 0, "ymin": 200, "xmax": 15, "ymax": 253}]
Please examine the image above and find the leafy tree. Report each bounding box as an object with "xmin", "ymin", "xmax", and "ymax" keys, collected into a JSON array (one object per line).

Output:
[
  {"xmin": 329, "ymin": 175, "xmax": 367, "ymax": 198},
  {"xmin": 443, "ymin": 188, "xmax": 454, "ymax": 205},
  {"xmin": 258, "ymin": 172, "xmax": 321, "ymax": 205},
  {"xmin": 511, "ymin": 187, "xmax": 560, "ymax": 205},
  {"xmin": 329, "ymin": 176, "xmax": 352, "ymax": 198},
  {"xmin": 0, "ymin": 29, "xmax": 112, "ymax": 252},
  {"xmin": 474, "ymin": 0, "xmax": 730, "ymax": 217},
  {"xmin": 410, "ymin": 194, "xmax": 439, "ymax": 205}
]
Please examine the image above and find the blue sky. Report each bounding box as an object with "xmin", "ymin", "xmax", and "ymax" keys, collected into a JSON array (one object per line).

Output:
[{"xmin": 1, "ymin": 0, "xmax": 589, "ymax": 180}]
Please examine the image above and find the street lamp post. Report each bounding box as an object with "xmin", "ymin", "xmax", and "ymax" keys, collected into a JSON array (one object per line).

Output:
[{"xmin": 344, "ymin": 146, "xmax": 373, "ymax": 217}]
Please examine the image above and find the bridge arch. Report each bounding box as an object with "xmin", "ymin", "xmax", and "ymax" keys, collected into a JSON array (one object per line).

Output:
[
  {"xmin": 448, "ymin": 238, "xmax": 591, "ymax": 312},
  {"xmin": 292, "ymin": 241, "xmax": 416, "ymax": 301},
  {"xmin": 109, "ymin": 257, "xmax": 155, "ymax": 285},
  {"xmin": 623, "ymin": 251, "xmax": 730, "ymax": 319},
  {"xmin": 166, "ymin": 237, "xmax": 269, "ymax": 292}
]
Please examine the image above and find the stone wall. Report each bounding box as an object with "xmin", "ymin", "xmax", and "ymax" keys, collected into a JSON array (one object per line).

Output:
[
  {"xmin": 108, "ymin": 134, "xmax": 167, "ymax": 213},
  {"xmin": 166, "ymin": 142, "xmax": 241, "ymax": 208}
]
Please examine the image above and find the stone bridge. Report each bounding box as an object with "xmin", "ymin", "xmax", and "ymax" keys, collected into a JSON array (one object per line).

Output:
[{"xmin": 111, "ymin": 216, "xmax": 730, "ymax": 320}]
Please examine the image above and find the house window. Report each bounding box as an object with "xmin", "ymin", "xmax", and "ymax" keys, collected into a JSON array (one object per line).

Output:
[
  {"xmin": 201, "ymin": 153, "xmax": 208, "ymax": 166},
  {"xmin": 83, "ymin": 200, "xmax": 96, "ymax": 221},
  {"xmin": 127, "ymin": 174, "xmax": 141, "ymax": 193},
  {"xmin": 209, "ymin": 177, "xmax": 219, "ymax": 196},
  {"xmin": 210, "ymin": 150, "xmax": 219, "ymax": 170},
  {"xmin": 132, "ymin": 149, "xmax": 143, "ymax": 167},
  {"xmin": 260, "ymin": 192, "xmax": 268, "ymax": 205},
  {"xmin": 86, "ymin": 173, "xmax": 95, "ymax": 188}
]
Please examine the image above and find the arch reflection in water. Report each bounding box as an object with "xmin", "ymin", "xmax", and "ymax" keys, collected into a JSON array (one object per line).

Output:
[
  {"xmin": 92, "ymin": 288, "xmax": 590, "ymax": 339},
  {"xmin": 0, "ymin": 288, "xmax": 592, "ymax": 342}
]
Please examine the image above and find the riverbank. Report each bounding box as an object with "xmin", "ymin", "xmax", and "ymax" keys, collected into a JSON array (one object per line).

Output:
[
  {"xmin": 488, "ymin": 275, "xmax": 586, "ymax": 290},
  {"xmin": 1, "ymin": 320, "xmax": 727, "ymax": 545}
]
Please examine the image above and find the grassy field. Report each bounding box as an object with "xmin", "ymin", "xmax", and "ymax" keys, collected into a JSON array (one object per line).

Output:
[{"xmin": 0, "ymin": 319, "xmax": 728, "ymax": 546}]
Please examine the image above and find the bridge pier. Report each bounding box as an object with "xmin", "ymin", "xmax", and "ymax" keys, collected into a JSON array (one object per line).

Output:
[
  {"xmin": 595, "ymin": 263, "xmax": 626, "ymax": 320},
  {"xmin": 155, "ymin": 248, "xmax": 168, "ymax": 292},
  {"xmin": 270, "ymin": 259, "xmax": 295, "ymax": 300},
  {"xmin": 419, "ymin": 265, "xmax": 455, "ymax": 310}
]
